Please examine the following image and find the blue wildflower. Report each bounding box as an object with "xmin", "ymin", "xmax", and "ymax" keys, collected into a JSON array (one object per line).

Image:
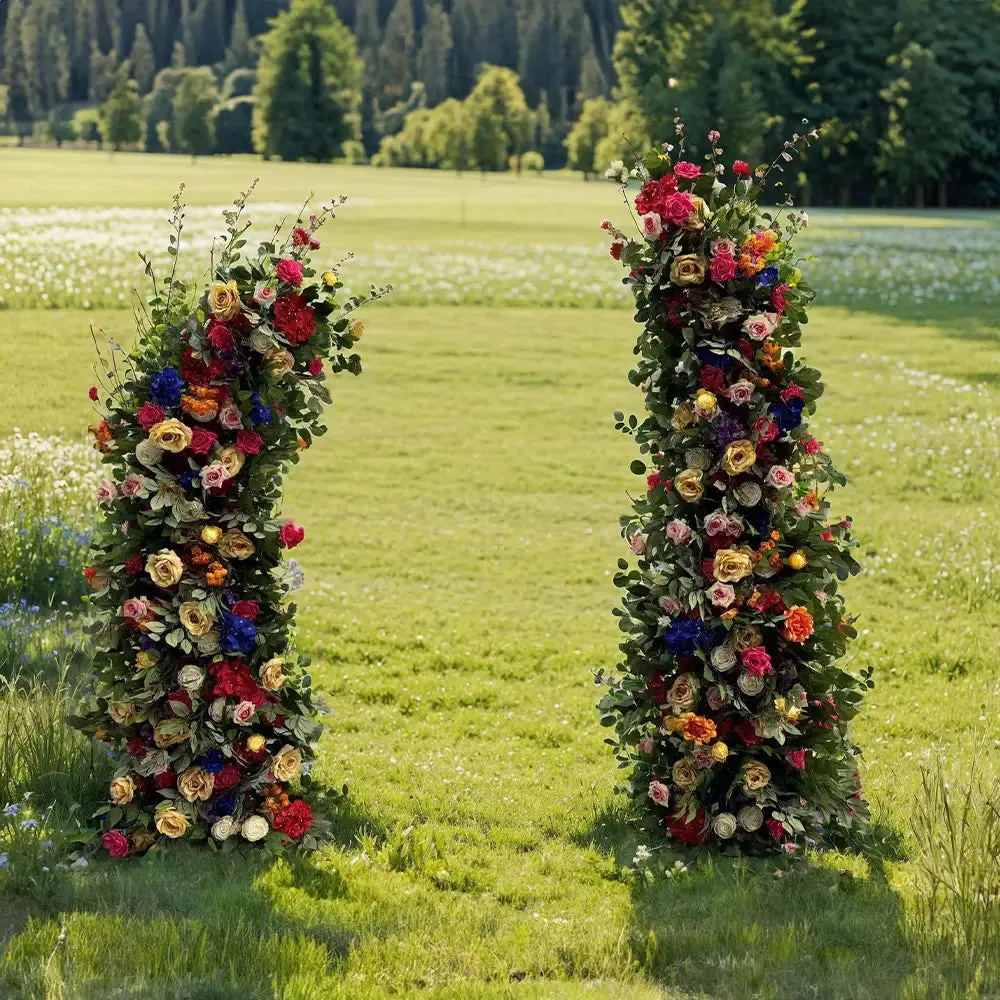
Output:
[
  {"xmin": 201, "ymin": 749, "xmax": 225, "ymax": 774},
  {"xmin": 4, "ymin": 803, "xmax": 20, "ymax": 817},
  {"xmin": 773, "ymin": 398, "xmax": 805, "ymax": 433},
  {"xmin": 758, "ymin": 266, "xmax": 780, "ymax": 287},
  {"xmin": 220, "ymin": 613, "xmax": 257, "ymax": 655},
  {"xmin": 0, "ymin": 852, "xmax": 8, "ymax": 870},
  {"xmin": 250, "ymin": 393, "xmax": 273, "ymax": 426},
  {"xmin": 20, "ymin": 818, "xmax": 38, "ymax": 830},
  {"xmin": 149, "ymin": 367, "xmax": 185, "ymax": 408},
  {"xmin": 665, "ymin": 619, "xmax": 707, "ymax": 657}
]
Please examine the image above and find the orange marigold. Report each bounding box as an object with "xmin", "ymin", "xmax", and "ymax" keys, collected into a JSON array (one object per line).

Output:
[
  {"xmin": 761, "ymin": 343, "xmax": 784, "ymax": 370},
  {"xmin": 783, "ymin": 605, "xmax": 814, "ymax": 643},
  {"xmin": 676, "ymin": 713, "xmax": 718, "ymax": 745},
  {"xmin": 206, "ymin": 562, "xmax": 228, "ymax": 587}
]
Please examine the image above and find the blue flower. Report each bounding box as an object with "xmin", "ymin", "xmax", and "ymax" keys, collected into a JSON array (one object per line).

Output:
[
  {"xmin": 149, "ymin": 367, "xmax": 185, "ymax": 408},
  {"xmin": 220, "ymin": 613, "xmax": 257, "ymax": 655},
  {"xmin": 773, "ymin": 398, "xmax": 805, "ymax": 433},
  {"xmin": 665, "ymin": 619, "xmax": 707, "ymax": 657},
  {"xmin": 0, "ymin": 852, "xmax": 8, "ymax": 870},
  {"xmin": 4, "ymin": 803, "xmax": 20, "ymax": 817},
  {"xmin": 758, "ymin": 266, "xmax": 780, "ymax": 287},
  {"xmin": 201, "ymin": 749, "xmax": 225, "ymax": 774},
  {"xmin": 20, "ymin": 818, "xmax": 38, "ymax": 830},
  {"xmin": 210, "ymin": 793, "xmax": 237, "ymax": 818},
  {"xmin": 178, "ymin": 470, "xmax": 201, "ymax": 492},
  {"xmin": 250, "ymin": 393, "xmax": 273, "ymax": 426}
]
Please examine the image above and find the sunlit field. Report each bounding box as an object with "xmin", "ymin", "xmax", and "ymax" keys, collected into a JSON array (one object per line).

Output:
[{"xmin": 2, "ymin": 148, "xmax": 1000, "ymax": 999}]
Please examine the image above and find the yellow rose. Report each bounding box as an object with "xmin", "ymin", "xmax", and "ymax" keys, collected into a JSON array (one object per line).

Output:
[
  {"xmin": 265, "ymin": 348, "xmax": 296, "ymax": 377},
  {"xmin": 713, "ymin": 548, "xmax": 754, "ymax": 583},
  {"xmin": 208, "ymin": 280, "xmax": 242, "ymax": 321},
  {"xmin": 246, "ymin": 734, "xmax": 267, "ymax": 753},
  {"xmin": 260, "ymin": 658, "xmax": 286, "ymax": 691},
  {"xmin": 671, "ymin": 402, "xmax": 695, "ymax": 431},
  {"xmin": 154, "ymin": 718, "xmax": 192, "ymax": 748},
  {"xmin": 672, "ymin": 758, "xmax": 700, "ymax": 789},
  {"xmin": 131, "ymin": 828, "xmax": 155, "ymax": 852},
  {"xmin": 145, "ymin": 549, "xmax": 184, "ymax": 589},
  {"xmin": 271, "ymin": 745, "xmax": 302, "ymax": 783},
  {"xmin": 177, "ymin": 766, "xmax": 215, "ymax": 803},
  {"xmin": 742, "ymin": 760, "xmax": 772, "ymax": 793},
  {"xmin": 155, "ymin": 805, "xmax": 190, "ymax": 839},
  {"xmin": 675, "ymin": 469, "xmax": 704, "ymax": 503},
  {"xmin": 218, "ymin": 529, "xmax": 255, "ymax": 561},
  {"xmin": 722, "ymin": 439, "xmax": 757, "ymax": 476},
  {"xmin": 200, "ymin": 526, "xmax": 223, "ymax": 545},
  {"xmin": 710, "ymin": 741, "xmax": 729, "ymax": 763},
  {"xmin": 349, "ymin": 316, "xmax": 365, "ymax": 340},
  {"xmin": 694, "ymin": 390, "xmax": 717, "ymax": 418},
  {"xmin": 148, "ymin": 419, "xmax": 193, "ymax": 454},
  {"xmin": 679, "ymin": 195, "xmax": 712, "ymax": 230},
  {"xmin": 732, "ymin": 626, "xmax": 763, "ymax": 653},
  {"xmin": 788, "ymin": 550, "xmax": 808, "ymax": 571},
  {"xmin": 110, "ymin": 775, "xmax": 135, "ymax": 805},
  {"xmin": 322, "ymin": 270, "xmax": 337, "ymax": 287},
  {"xmin": 108, "ymin": 702, "xmax": 137, "ymax": 726},
  {"xmin": 669, "ymin": 254, "xmax": 707, "ymax": 286},
  {"xmin": 179, "ymin": 601, "xmax": 215, "ymax": 636},
  {"xmin": 135, "ymin": 649, "xmax": 160, "ymax": 671},
  {"xmin": 218, "ymin": 446, "xmax": 246, "ymax": 480},
  {"xmin": 774, "ymin": 696, "xmax": 803, "ymax": 722}
]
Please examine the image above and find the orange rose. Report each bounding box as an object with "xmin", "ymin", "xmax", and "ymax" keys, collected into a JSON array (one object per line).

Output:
[
  {"xmin": 676, "ymin": 713, "xmax": 717, "ymax": 745},
  {"xmin": 783, "ymin": 605, "xmax": 814, "ymax": 643}
]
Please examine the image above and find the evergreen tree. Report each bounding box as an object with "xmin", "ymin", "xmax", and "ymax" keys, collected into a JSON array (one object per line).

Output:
[
  {"xmin": 130, "ymin": 22, "xmax": 156, "ymax": 93},
  {"xmin": 222, "ymin": 0, "xmax": 253, "ymax": 74},
  {"xmin": 173, "ymin": 66, "xmax": 218, "ymax": 156},
  {"xmin": 89, "ymin": 40, "xmax": 119, "ymax": 102},
  {"xmin": 449, "ymin": 0, "xmax": 481, "ymax": 97},
  {"xmin": 415, "ymin": 3, "xmax": 451, "ymax": 106},
  {"xmin": 197, "ymin": 0, "xmax": 228, "ymax": 66},
  {"xmin": 180, "ymin": 0, "xmax": 200, "ymax": 67},
  {"xmin": 354, "ymin": 0, "xmax": 381, "ymax": 153},
  {"xmin": 252, "ymin": 0, "xmax": 362, "ymax": 162},
  {"xmin": 3, "ymin": 0, "xmax": 34, "ymax": 141},
  {"xmin": 377, "ymin": 0, "xmax": 416, "ymax": 106},
  {"xmin": 143, "ymin": 64, "xmax": 187, "ymax": 151},
  {"xmin": 72, "ymin": 0, "xmax": 96, "ymax": 99},
  {"xmin": 101, "ymin": 61, "xmax": 144, "ymax": 149},
  {"xmin": 213, "ymin": 94, "xmax": 255, "ymax": 153}
]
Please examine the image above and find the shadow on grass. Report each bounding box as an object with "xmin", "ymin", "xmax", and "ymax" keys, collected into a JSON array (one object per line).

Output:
[
  {"xmin": 575, "ymin": 803, "xmax": 914, "ymax": 1000},
  {"xmin": 0, "ymin": 785, "xmax": 387, "ymax": 1000}
]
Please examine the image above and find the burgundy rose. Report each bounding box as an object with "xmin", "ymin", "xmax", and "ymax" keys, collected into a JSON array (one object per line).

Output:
[
  {"xmin": 236, "ymin": 430, "xmax": 264, "ymax": 455},
  {"xmin": 188, "ymin": 426, "xmax": 217, "ymax": 455},
  {"xmin": 699, "ymin": 366, "xmax": 725, "ymax": 392}
]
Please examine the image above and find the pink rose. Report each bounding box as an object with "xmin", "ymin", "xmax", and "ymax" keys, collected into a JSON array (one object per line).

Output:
[
  {"xmin": 766, "ymin": 466, "xmax": 794, "ymax": 489},
  {"xmin": 137, "ymin": 403, "xmax": 165, "ymax": 430},
  {"xmin": 648, "ymin": 780, "xmax": 670, "ymax": 806},
  {"xmin": 673, "ymin": 161, "xmax": 701, "ymax": 179},
  {"xmin": 725, "ymin": 514, "xmax": 745, "ymax": 537},
  {"xmin": 254, "ymin": 282, "xmax": 276, "ymax": 307},
  {"xmin": 704, "ymin": 512, "xmax": 729, "ymax": 537},
  {"xmin": 641, "ymin": 213, "xmax": 663, "ymax": 239},
  {"xmin": 794, "ymin": 500, "xmax": 812, "ymax": 517},
  {"xmin": 120, "ymin": 474, "xmax": 146, "ymax": 498},
  {"xmin": 275, "ymin": 258, "xmax": 303, "ymax": 287},
  {"xmin": 666, "ymin": 519, "xmax": 691, "ymax": 544},
  {"xmin": 103, "ymin": 830, "xmax": 130, "ymax": 858},
  {"xmin": 638, "ymin": 736, "xmax": 654, "ymax": 754},
  {"xmin": 753, "ymin": 417, "xmax": 779, "ymax": 443},
  {"xmin": 803, "ymin": 437, "xmax": 821, "ymax": 456},
  {"xmin": 706, "ymin": 685, "xmax": 727, "ymax": 711},
  {"xmin": 708, "ymin": 582, "xmax": 736, "ymax": 607},
  {"xmin": 726, "ymin": 379, "xmax": 755, "ymax": 406},
  {"xmin": 709, "ymin": 254, "xmax": 738, "ymax": 282},
  {"xmin": 781, "ymin": 384, "xmax": 804, "ymax": 403},
  {"xmin": 96, "ymin": 480, "xmax": 118, "ymax": 505},
  {"xmin": 659, "ymin": 596, "xmax": 683, "ymax": 616},
  {"xmin": 711, "ymin": 238, "xmax": 736, "ymax": 258},
  {"xmin": 663, "ymin": 191, "xmax": 696, "ymax": 226},
  {"xmin": 217, "ymin": 405, "xmax": 243, "ymax": 431},
  {"xmin": 707, "ymin": 129, "xmax": 721, "ymax": 144},
  {"xmin": 741, "ymin": 646, "xmax": 773, "ymax": 676},
  {"xmin": 201, "ymin": 462, "xmax": 230, "ymax": 490},
  {"xmin": 232, "ymin": 700, "xmax": 256, "ymax": 726},
  {"xmin": 742, "ymin": 313, "xmax": 777, "ymax": 341},
  {"xmin": 630, "ymin": 532, "xmax": 646, "ymax": 556},
  {"xmin": 121, "ymin": 597, "xmax": 149, "ymax": 621},
  {"xmin": 786, "ymin": 748, "xmax": 806, "ymax": 770}
]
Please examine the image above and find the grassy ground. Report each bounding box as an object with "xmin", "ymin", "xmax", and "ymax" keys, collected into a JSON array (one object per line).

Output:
[{"xmin": 1, "ymin": 152, "xmax": 1000, "ymax": 999}]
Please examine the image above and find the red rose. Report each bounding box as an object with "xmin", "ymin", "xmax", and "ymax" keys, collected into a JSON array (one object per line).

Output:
[
  {"xmin": 666, "ymin": 805, "xmax": 708, "ymax": 845},
  {"xmin": 292, "ymin": 226, "xmax": 310, "ymax": 248},
  {"xmin": 699, "ymin": 366, "xmax": 725, "ymax": 392},
  {"xmin": 753, "ymin": 416, "xmax": 779, "ymax": 443},
  {"xmin": 709, "ymin": 254, "xmax": 738, "ymax": 283},
  {"xmin": 213, "ymin": 761, "xmax": 242, "ymax": 791},
  {"xmin": 307, "ymin": 357, "xmax": 323, "ymax": 377},
  {"xmin": 803, "ymin": 437, "xmax": 820, "ymax": 456},
  {"xmin": 821, "ymin": 528, "xmax": 833, "ymax": 542},
  {"xmin": 273, "ymin": 799, "xmax": 313, "ymax": 840},
  {"xmin": 609, "ymin": 241, "xmax": 624, "ymax": 261},
  {"xmin": 646, "ymin": 470, "xmax": 664, "ymax": 491},
  {"xmin": 737, "ymin": 721, "xmax": 762, "ymax": 745},
  {"xmin": 279, "ymin": 522, "xmax": 305, "ymax": 549},
  {"xmin": 275, "ymin": 258, "xmax": 304, "ymax": 287},
  {"xmin": 89, "ymin": 386, "xmax": 99, "ymax": 401},
  {"xmin": 188, "ymin": 426, "xmax": 217, "ymax": 455},
  {"xmin": 125, "ymin": 554, "xmax": 142, "ymax": 576},
  {"xmin": 182, "ymin": 347, "xmax": 226, "ymax": 383},
  {"xmin": 103, "ymin": 830, "xmax": 130, "ymax": 858},
  {"xmin": 155, "ymin": 768, "xmax": 176, "ymax": 790},
  {"xmin": 701, "ymin": 558, "xmax": 716, "ymax": 582},
  {"xmin": 736, "ymin": 339, "xmax": 754, "ymax": 360},
  {"xmin": 771, "ymin": 283, "xmax": 791, "ymax": 315},
  {"xmin": 137, "ymin": 403, "xmax": 165, "ymax": 430},
  {"xmin": 732, "ymin": 160, "xmax": 751, "ymax": 176},
  {"xmin": 663, "ymin": 191, "xmax": 696, "ymax": 226},
  {"xmin": 167, "ymin": 689, "xmax": 192, "ymax": 715},
  {"xmin": 740, "ymin": 646, "xmax": 773, "ymax": 677},
  {"xmin": 780, "ymin": 385, "xmax": 804, "ymax": 403},
  {"xmin": 673, "ymin": 160, "xmax": 701, "ymax": 180},
  {"xmin": 785, "ymin": 748, "xmax": 806, "ymax": 770},
  {"xmin": 206, "ymin": 321, "xmax": 234, "ymax": 351},
  {"xmin": 235, "ymin": 430, "xmax": 264, "ymax": 455},
  {"xmin": 231, "ymin": 599, "xmax": 259, "ymax": 620},
  {"xmin": 126, "ymin": 736, "xmax": 145, "ymax": 757},
  {"xmin": 766, "ymin": 818, "xmax": 786, "ymax": 842}
]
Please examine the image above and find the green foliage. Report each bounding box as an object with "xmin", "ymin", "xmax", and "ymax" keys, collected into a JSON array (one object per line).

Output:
[
  {"xmin": 213, "ymin": 96, "xmax": 255, "ymax": 155},
  {"xmin": 129, "ymin": 23, "xmax": 156, "ymax": 94},
  {"xmin": 71, "ymin": 106, "xmax": 102, "ymax": 145},
  {"xmin": 172, "ymin": 66, "xmax": 219, "ymax": 156},
  {"xmin": 415, "ymin": 2, "xmax": 452, "ymax": 106},
  {"xmin": 252, "ymin": 0, "xmax": 362, "ymax": 162},
  {"xmin": 594, "ymin": 100, "xmax": 650, "ymax": 176},
  {"xmin": 467, "ymin": 65, "xmax": 532, "ymax": 170},
  {"xmin": 521, "ymin": 149, "xmax": 545, "ymax": 172},
  {"xmin": 222, "ymin": 68, "xmax": 256, "ymax": 101},
  {"xmin": 564, "ymin": 96, "xmax": 611, "ymax": 177},
  {"xmin": 100, "ymin": 63, "xmax": 143, "ymax": 151}
]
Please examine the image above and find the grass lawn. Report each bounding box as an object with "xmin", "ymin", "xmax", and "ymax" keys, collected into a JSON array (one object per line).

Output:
[{"xmin": 2, "ymin": 294, "xmax": 1000, "ymax": 998}]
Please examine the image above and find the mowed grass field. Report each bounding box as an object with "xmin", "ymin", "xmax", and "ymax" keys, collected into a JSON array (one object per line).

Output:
[{"xmin": 2, "ymin": 148, "xmax": 1000, "ymax": 999}]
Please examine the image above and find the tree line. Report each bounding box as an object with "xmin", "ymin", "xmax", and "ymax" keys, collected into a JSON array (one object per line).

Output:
[{"xmin": 0, "ymin": 0, "xmax": 997, "ymax": 205}]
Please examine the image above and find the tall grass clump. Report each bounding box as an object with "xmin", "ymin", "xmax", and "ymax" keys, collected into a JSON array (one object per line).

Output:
[{"xmin": 907, "ymin": 758, "xmax": 1000, "ymax": 997}]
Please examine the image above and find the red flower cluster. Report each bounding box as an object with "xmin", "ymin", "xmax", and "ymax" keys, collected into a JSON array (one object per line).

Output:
[
  {"xmin": 214, "ymin": 761, "xmax": 241, "ymax": 791},
  {"xmin": 231, "ymin": 599, "xmax": 259, "ymax": 620},
  {"xmin": 182, "ymin": 348, "xmax": 226, "ymax": 384},
  {"xmin": 666, "ymin": 806, "xmax": 708, "ymax": 845},
  {"xmin": 273, "ymin": 295, "xmax": 316, "ymax": 345},
  {"xmin": 279, "ymin": 522, "xmax": 305, "ymax": 549},
  {"xmin": 210, "ymin": 659, "xmax": 266, "ymax": 706},
  {"xmin": 272, "ymin": 799, "xmax": 313, "ymax": 839},
  {"xmin": 635, "ymin": 174, "xmax": 679, "ymax": 217}
]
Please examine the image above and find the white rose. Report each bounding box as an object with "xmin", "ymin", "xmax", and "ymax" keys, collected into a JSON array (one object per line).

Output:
[
  {"xmin": 713, "ymin": 812, "xmax": 738, "ymax": 839},
  {"xmin": 209, "ymin": 697, "xmax": 226, "ymax": 722},
  {"xmin": 710, "ymin": 645, "xmax": 737, "ymax": 671},
  {"xmin": 177, "ymin": 664, "xmax": 205, "ymax": 691},
  {"xmin": 212, "ymin": 816, "xmax": 238, "ymax": 841},
  {"xmin": 241, "ymin": 815, "xmax": 269, "ymax": 842},
  {"xmin": 134, "ymin": 439, "xmax": 164, "ymax": 469}
]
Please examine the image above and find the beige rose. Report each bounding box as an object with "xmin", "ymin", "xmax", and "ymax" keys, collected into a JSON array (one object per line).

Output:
[
  {"xmin": 212, "ymin": 816, "xmax": 238, "ymax": 841},
  {"xmin": 177, "ymin": 766, "xmax": 215, "ymax": 802},
  {"xmin": 713, "ymin": 812, "xmax": 738, "ymax": 839},
  {"xmin": 218, "ymin": 446, "xmax": 246, "ymax": 479},
  {"xmin": 742, "ymin": 760, "xmax": 772, "ymax": 792},
  {"xmin": 260, "ymin": 658, "xmax": 286, "ymax": 691},
  {"xmin": 349, "ymin": 316, "xmax": 365, "ymax": 340},
  {"xmin": 713, "ymin": 548, "xmax": 754, "ymax": 583},
  {"xmin": 675, "ymin": 469, "xmax": 704, "ymax": 503},
  {"xmin": 266, "ymin": 348, "xmax": 296, "ymax": 377},
  {"xmin": 201, "ymin": 525, "xmax": 223, "ymax": 545},
  {"xmin": 671, "ymin": 402, "xmax": 695, "ymax": 431},
  {"xmin": 155, "ymin": 805, "xmax": 190, "ymax": 839},
  {"xmin": 738, "ymin": 804, "xmax": 764, "ymax": 832},
  {"xmin": 679, "ymin": 195, "xmax": 712, "ymax": 230},
  {"xmin": 732, "ymin": 625, "xmax": 763, "ymax": 653},
  {"xmin": 208, "ymin": 280, "xmax": 242, "ymax": 321},
  {"xmin": 672, "ymin": 758, "xmax": 700, "ymax": 789},
  {"xmin": 148, "ymin": 419, "xmax": 193, "ymax": 454},
  {"xmin": 669, "ymin": 254, "xmax": 707, "ymax": 286},
  {"xmin": 179, "ymin": 601, "xmax": 215, "ymax": 636},
  {"xmin": 110, "ymin": 775, "xmax": 135, "ymax": 805},
  {"xmin": 146, "ymin": 549, "xmax": 184, "ymax": 589},
  {"xmin": 177, "ymin": 664, "xmax": 205, "ymax": 690},
  {"xmin": 666, "ymin": 674, "xmax": 699, "ymax": 712},
  {"xmin": 722, "ymin": 439, "xmax": 757, "ymax": 476},
  {"xmin": 108, "ymin": 702, "xmax": 137, "ymax": 726},
  {"xmin": 271, "ymin": 745, "xmax": 302, "ymax": 783},
  {"xmin": 218, "ymin": 529, "xmax": 255, "ymax": 561},
  {"xmin": 241, "ymin": 815, "xmax": 269, "ymax": 842},
  {"xmin": 154, "ymin": 718, "xmax": 192, "ymax": 748},
  {"xmin": 136, "ymin": 649, "xmax": 160, "ymax": 672},
  {"xmin": 132, "ymin": 828, "xmax": 156, "ymax": 852}
]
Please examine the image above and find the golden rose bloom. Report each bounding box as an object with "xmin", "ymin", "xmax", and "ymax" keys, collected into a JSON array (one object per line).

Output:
[
  {"xmin": 722, "ymin": 439, "xmax": 757, "ymax": 476},
  {"xmin": 677, "ymin": 712, "xmax": 717, "ymax": 745},
  {"xmin": 788, "ymin": 550, "xmax": 808, "ymax": 571},
  {"xmin": 713, "ymin": 548, "xmax": 754, "ymax": 583},
  {"xmin": 272, "ymin": 745, "xmax": 302, "ymax": 783},
  {"xmin": 742, "ymin": 760, "xmax": 772, "ymax": 792},
  {"xmin": 135, "ymin": 649, "xmax": 160, "ymax": 671},
  {"xmin": 349, "ymin": 317, "xmax": 365, "ymax": 340},
  {"xmin": 218, "ymin": 446, "xmax": 246, "ymax": 480},
  {"xmin": 179, "ymin": 601, "xmax": 215, "ymax": 636},
  {"xmin": 783, "ymin": 605, "xmax": 815, "ymax": 644},
  {"xmin": 260, "ymin": 657, "xmax": 286, "ymax": 691},
  {"xmin": 774, "ymin": 696, "xmax": 803, "ymax": 722},
  {"xmin": 266, "ymin": 348, "xmax": 296, "ymax": 377},
  {"xmin": 732, "ymin": 625, "xmax": 763, "ymax": 652},
  {"xmin": 322, "ymin": 270, "xmax": 337, "ymax": 287},
  {"xmin": 155, "ymin": 805, "xmax": 190, "ymax": 839},
  {"xmin": 110, "ymin": 775, "xmax": 135, "ymax": 805},
  {"xmin": 154, "ymin": 718, "xmax": 193, "ymax": 749},
  {"xmin": 666, "ymin": 673, "xmax": 699, "ymax": 711},
  {"xmin": 669, "ymin": 254, "xmax": 708, "ymax": 286},
  {"xmin": 679, "ymin": 195, "xmax": 712, "ymax": 230},
  {"xmin": 218, "ymin": 530, "xmax": 255, "ymax": 561},
  {"xmin": 208, "ymin": 280, "xmax": 242, "ymax": 321},
  {"xmin": 694, "ymin": 390, "xmax": 717, "ymax": 417},
  {"xmin": 671, "ymin": 402, "xmax": 695, "ymax": 431},
  {"xmin": 246, "ymin": 734, "xmax": 267, "ymax": 753},
  {"xmin": 145, "ymin": 549, "xmax": 184, "ymax": 589},
  {"xmin": 200, "ymin": 525, "xmax": 223, "ymax": 546},
  {"xmin": 108, "ymin": 702, "xmax": 137, "ymax": 726},
  {"xmin": 177, "ymin": 766, "xmax": 215, "ymax": 803},
  {"xmin": 148, "ymin": 419, "xmax": 193, "ymax": 454},
  {"xmin": 131, "ymin": 828, "xmax": 156, "ymax": 853},
  {"xmin": 710, "ymin": 741, "xmax": 729, "ymax": 763},
  {"xmin": 675, "ymin": 469, "xmax": 704, "ymax": 503},
  {"xmin": 672, "ymin": 758, "xmax": 700, "ymax": 789}
]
